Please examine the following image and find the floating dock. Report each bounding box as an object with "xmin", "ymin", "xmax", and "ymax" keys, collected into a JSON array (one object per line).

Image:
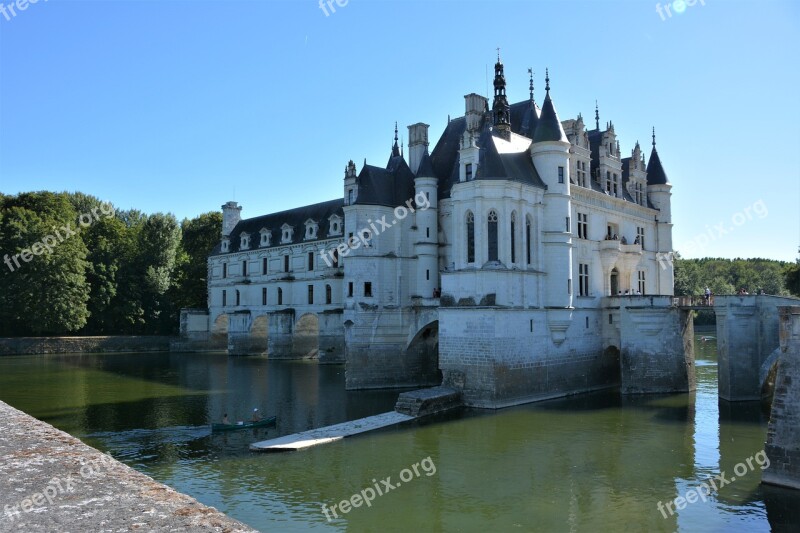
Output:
[{"xmin": 250, "ymin": 411, "xmax": 414, "ymax": 452}]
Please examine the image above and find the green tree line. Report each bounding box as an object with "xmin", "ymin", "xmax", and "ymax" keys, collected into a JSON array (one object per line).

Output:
[
  {"xmin": 0, "ymin": 191, "xmax": 221, "ymax": 336},
  {"xmin": 673, "ymin": 255, "xmax": 799, "ymax": 297}
]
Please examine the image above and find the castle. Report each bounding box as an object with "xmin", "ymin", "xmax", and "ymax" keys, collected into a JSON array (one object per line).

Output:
[{"xmin": 198, "ymin": 57, "xmax": 681, "ymax": 408}]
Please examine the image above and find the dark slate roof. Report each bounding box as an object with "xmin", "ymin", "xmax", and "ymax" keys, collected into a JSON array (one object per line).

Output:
[
  {"xmin": 474, "ymin": 129, "xmax": 546, "ymax": 188},
  {"xmin": 646, "ymin": 146, "xmax": 669, "ymax": 185},
  {"xmin": 532, "ymin": 93, "xmax": 567, "ymax": 143},
  {"xmin": 416, "ymin": 151, "xmax": 435, "ymax": 177},
  {"xmin": 211, "ymin": 198, "xmax": 344, "ymax": 255},
  {"xmin": 510, "ymin": 99, "xmax": 540, "ymax": 138},
  {"xmin": 430, "ymin": 117, "xmax": 468, "ymax": 199},
  {"xmin": 354, "ymin": 154, "xmax": 416, "ymax": 207}
]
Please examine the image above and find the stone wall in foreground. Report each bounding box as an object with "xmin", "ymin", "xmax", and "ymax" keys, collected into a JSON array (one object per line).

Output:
[
  {"xmin": 0, "ymin": 400, "xmax": 256, "ymax": 532},
  {"xmin": 0, "ymin": 336, "xmax": 172, "ymax": 356}
]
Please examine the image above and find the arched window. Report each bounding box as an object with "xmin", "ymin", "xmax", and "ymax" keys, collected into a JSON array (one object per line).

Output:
[
  {"xmin": 526, "ymin": 216, "xmax": 532, "ymax": 265},
  {"xmin": 277, "ymin": 287, "xmax": 283, "ymax": 305},
  {"xmin": 510, "ymin": 212, "xmax": 517, "ymax": 264},
  {"xmin": 488, "ymin": 210, "xmax": 498, "ymax": 262},
  {"xmin": 466, "ymin": 211, "xmax": 475, "ymax": 264}
]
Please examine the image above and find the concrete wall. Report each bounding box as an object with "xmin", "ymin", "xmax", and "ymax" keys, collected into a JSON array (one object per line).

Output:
[
  {"xmin": 763, "ymin": 305, "xmax": 800, "ymax": 490},
  {"xmin": 0, "ymin": 336, "xmax": 172, "ymax": 356}
]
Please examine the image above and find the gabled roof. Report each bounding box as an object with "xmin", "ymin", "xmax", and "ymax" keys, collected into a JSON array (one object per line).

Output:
[
  {"xmin": 474, "ymin": 129, "xmax": 546, "ymax": 188},
  {"xmin": 211, "ymin": 198, "xmax": 344, "ymax": 255},
  {"xmin": 416, "ymin": 151, "xmax": 435, "ymax": 177}
]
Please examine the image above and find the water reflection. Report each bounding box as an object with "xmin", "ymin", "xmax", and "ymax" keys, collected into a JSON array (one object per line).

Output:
[{"xmin": 0, "ymin": 335, "xmax": 798, "ymax": 531}]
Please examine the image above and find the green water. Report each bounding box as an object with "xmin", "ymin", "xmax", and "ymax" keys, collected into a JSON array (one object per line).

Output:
[{"xmin": 1, "ymin": 336, "xmax": 799, "ymax": 532}]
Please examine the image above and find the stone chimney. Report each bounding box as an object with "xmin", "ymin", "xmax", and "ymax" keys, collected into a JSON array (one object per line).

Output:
[
  {"xmin": 221, "ymin": 201, "xmax": 242, "ymax": 238},
  {"xmin": 464, "ymin": 93, "xmax": 487, "ymax": 133},
  {"xmin": 407, "ymin": 123, "xmax": 430, "ymax": 174}
]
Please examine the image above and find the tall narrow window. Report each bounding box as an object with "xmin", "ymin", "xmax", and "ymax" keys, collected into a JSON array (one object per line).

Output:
[
  {"xmin": 565, "ymin": 216, "xmax": 571, "ymax": 233},
  {"xmin": 326, "ymin": 284, "xmax": 332, "ymax": 304},
  {"xmin": 426, "ymin": 227, "xmax": 430, "ymax": 239},
  {"xmin": 558, "ymin": 166, "xmax": 564, "ymax": 184},
  {"xmin": 466, "ymin": 211, "xmax": 475, "ymax": 263},
  {"xmin": 364, "ymin": 282, "xmax": 373, "ymax": 297},
  {"xmin": 636, "ymin": 227, "xmax": 645, "ymax": 249},
  {"xmin": 577, "ymin": 213, "xmax": 588, "ymax": 239},
  {"xmin": 488, "ymin": 210, "xmax": 498, "ymax": 262},
  {"xmin": 242, "ymin": 260, "xmax": 247, "ymax": 277},
  {"xmin": 579, "ymin": 263, "xmax": 589, "ymax": 296},
  {"xmin": 332, "ymin": 249, "xmax": 339, "ymax": 267},
  {"xmin": 263, "ymin": 257, "xmax": 268, "ymax": 275},
  {"xmin": 308, "ymin": 252, "xmax": 314, "ymax": 271},
  {"xmin": 348, "ymin": 282, "xmax": 353, "ymax": 297},
  {"xmin": 348, "ymin": 189, "xmax": 354, "ymax": 205},
  {"xmin": 262, "ymin": 287, "xmax": 267, "ymax": 305},
  {"xmin": 222, "ymin": 263, "xmax": 227, "ymax": 279},
  {"xmin": 526, "ymin": 216, "xmax": 532, "ymax": 265},
  {"xmin": 638, "ymin": 271, "xmax": 646, "ymax": 294},
  {"xmin": 308, "ymin": 285, "xmax": 314, "ymax": 304},
  {"xmin": 613, "ymin": 173, "xmax": 618, "ymax": 196},
  {"xmin": 235, "ymin": 290, "xmax": 240, "ymax": 306},
  {"xmin": 465, "ymin": 163, "xmax": 473, "ymax": 181},
  {"xmin": 222, "ymin": 290, "xmax": 227, "ymax": 307},
  {"xmin": 278, "ymin": 288, "xmax": 283, "ymax": 305},
  {"xmin": 284, "ymin": 255, "xmax": 290, "ymax": 273},
  {"xmin": 606, "ymin": 171, "xmax": 611, "ymax": 193},
  {"xmin": 510, "ymin": 212, "xmax": 516, "ymax": 263}
]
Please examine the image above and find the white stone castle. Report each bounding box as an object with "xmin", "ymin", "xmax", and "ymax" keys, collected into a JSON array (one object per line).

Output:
[{"xmin": 200, "ymin": 57, "xmax": 676, "ymax": 407}]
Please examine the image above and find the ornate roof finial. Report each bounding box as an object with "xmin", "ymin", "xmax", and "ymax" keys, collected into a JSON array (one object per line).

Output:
[
  {"xmin": 652, "ymin": 127, "xmax": 656, "ymax": 147},
  {"xmin": 545, "ymin": 68, "xmax": 550, "ymax": 94},
  {"xmin": 394, "ymin": 122, "xmax": 399, "ymax": 144},
  {"xmin": 497, "ymin": 47, "xmax": 501, "ymax": 63},
  {"xmin": 391, "ymin": 122, "xmax": 401, "ymax": 157},
  {"xmin": 528, "ymin": 67, "xmax": 534, "ymax": 102},
  {"xmin": 595, "ymin": 100, "xmax": 600, "ymax": 130}
]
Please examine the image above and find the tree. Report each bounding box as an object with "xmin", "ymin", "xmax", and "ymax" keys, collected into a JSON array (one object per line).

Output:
[{"xmin": 171, "ymin": 212, "xmax": 222, "ymax": 310}]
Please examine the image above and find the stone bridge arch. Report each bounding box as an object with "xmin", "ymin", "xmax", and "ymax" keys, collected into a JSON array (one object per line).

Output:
[
  {"xmin": 406, "ymin": 319, "xmax": 440, "ymax": 383},
  {"xmin": 211, "ymin": 314, "xmax": 228, "ymax": 347},
  {"xmin": 249, "ymin": 314, "xmax": 269, "ymax": 355},
  {"xmin": 293, "ymin": 313, "xmax": 320, "ymax": 359}
]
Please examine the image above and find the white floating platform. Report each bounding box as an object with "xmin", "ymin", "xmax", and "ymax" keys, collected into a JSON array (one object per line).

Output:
[{"xmin": 250, "ymin": 411, "xmax": 414, "ymax": 452}]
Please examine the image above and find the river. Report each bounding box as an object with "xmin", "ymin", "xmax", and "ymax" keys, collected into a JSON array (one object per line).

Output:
[{"xmin": 1, "ymin": 333, "xmax": 798, "ymax": 532}]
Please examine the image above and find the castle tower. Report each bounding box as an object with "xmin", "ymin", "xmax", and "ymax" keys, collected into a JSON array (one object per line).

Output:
[
  {"xmin": 414, "ymin": 142, "xmax": 438, "ymax": 298},
  {"xmin": 221, "ymin": 201, "xmax": 242, "ymax": 238},
  {"xmin": 530, "ymin": 70, "xmax": 573, "ymax": 308},
  {"xmin": 646, "ymin": 128, "xmax": 674, "ymax": 295}
]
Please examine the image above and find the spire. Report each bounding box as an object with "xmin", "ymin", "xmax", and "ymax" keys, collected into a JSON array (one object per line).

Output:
[
  {"xmin": 533, "ymin": 69, "xmax": 567, "ymax": 144},
  {"xmin": 646, "ymin": 127, "xmax": 669, "ymax": 185},
  {"xmin": 492, "ymin": 50, "xmax": 511, "ymax": 135},
  {"xmin": 391, "ymin": 122, "xmax": 401, "ymax": 157},
  {"xmin": 545, "ymin": 68, "xmax": 550, "ymax": 95},
  {"xmin": 528, "ymin": 67, "xmax": 534, "ymax": 103},
  {"xmin": 595, "ymin": 100, "xmax": 600, "ymax": 130}
]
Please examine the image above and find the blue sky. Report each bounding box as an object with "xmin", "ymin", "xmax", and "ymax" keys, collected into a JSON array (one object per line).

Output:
[{"xmin": 1, "ymin": 0, "xmax": 798, "ymax": 261}]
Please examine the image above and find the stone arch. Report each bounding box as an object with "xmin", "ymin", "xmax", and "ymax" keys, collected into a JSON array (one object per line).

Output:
[
  {"xmin": 250, "ymin": 315, "xmax": 269, "ymax": 355},
  {"xmin": 293, "ymin": 313, "xmax": 320, "ymax": 359},
  {"xmin": 211, "ymin": 314, "xmax": 229, "ymax": 346},
  {"xmin": 407, "ymin": 320, "xmax": 440, "ymax": 380}
]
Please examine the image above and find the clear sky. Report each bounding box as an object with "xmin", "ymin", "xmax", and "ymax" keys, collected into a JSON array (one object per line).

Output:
[{"xmin": 1, "ymin": 0, "xmax": 798, "ymax": 261}]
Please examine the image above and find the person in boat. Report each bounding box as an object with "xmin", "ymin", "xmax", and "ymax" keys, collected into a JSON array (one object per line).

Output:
[
  {"xmin": 222, "ymin": 413, "xmax": 230, "ymax": 425},
  {"xmin": 252, "ymin": 408, "xmax": 261, "ymax": 422}
]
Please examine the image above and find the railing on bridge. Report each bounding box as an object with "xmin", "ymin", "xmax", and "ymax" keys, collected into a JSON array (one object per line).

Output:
[{"xmin": 672, "ymin": 295, "xmax": 715, "ymax": 308}]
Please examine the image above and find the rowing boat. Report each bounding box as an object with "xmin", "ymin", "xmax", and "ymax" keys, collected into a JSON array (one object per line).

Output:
[{"xmin": 211, "ymin": 416, "xmax": 276, "ymax": 432}]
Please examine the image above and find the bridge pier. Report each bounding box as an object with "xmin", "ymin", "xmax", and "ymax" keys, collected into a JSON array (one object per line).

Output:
[
  {"xmin": 763, "ymin": 305, "xmax": 800, "ymax": 490},
  {"xmin": 716, "ymin": 296, "xmax": 795, "ymax": 401}
]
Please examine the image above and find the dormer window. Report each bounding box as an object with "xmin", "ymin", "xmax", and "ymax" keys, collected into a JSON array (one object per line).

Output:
[
  {"xmin": 465, "ymin": 163, "xmax": 473, "ymax": 181},
  {"xmin": 328, "ymin": 214, "xmax": 343, "ymax": 236},
  {"xmin": 259, "ymin": 228, "xmax": 271, "ymax": 247},
  {"xmin": 221, "ymin": 237, "xmax": 230, "ymax": 253},
  {"xmin": 240, "ymin": 232, "xmax": 250, "ymax": 250},
  {"xmin": 304, "ymin": 219, "xmax": 319, "ymax": 240},
  {"xmin": 281, "ymin": 223, "xmax": 294, "ymax": 244}
]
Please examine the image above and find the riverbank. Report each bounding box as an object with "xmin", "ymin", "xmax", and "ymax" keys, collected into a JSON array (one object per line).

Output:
[
  {"xmin": 0, "ymin": 400, "xmax": 256, "ymax": 532},
  {"xmin": 0, "ymin": 336, "xmax": 172, "ymax": 356}
]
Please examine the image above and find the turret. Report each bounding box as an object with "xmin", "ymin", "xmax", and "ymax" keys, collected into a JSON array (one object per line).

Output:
[
  {"xmin": 530, "ymin": 70, "xmax": 573, "ymax": 308},
  {"xmin": 414, "ymin": 149, "xmax": 439, "ymax": 298},
  {"xmin": 647, "ymin": 128, "xmax": 674, "ymax": 294},
  {"xmin": 344, "ymin": 160, "xmax": 358, "ymax": 205},
  {"xmin": 492, "ymin": 52, "xmax": 511, "ymax": 139}
]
